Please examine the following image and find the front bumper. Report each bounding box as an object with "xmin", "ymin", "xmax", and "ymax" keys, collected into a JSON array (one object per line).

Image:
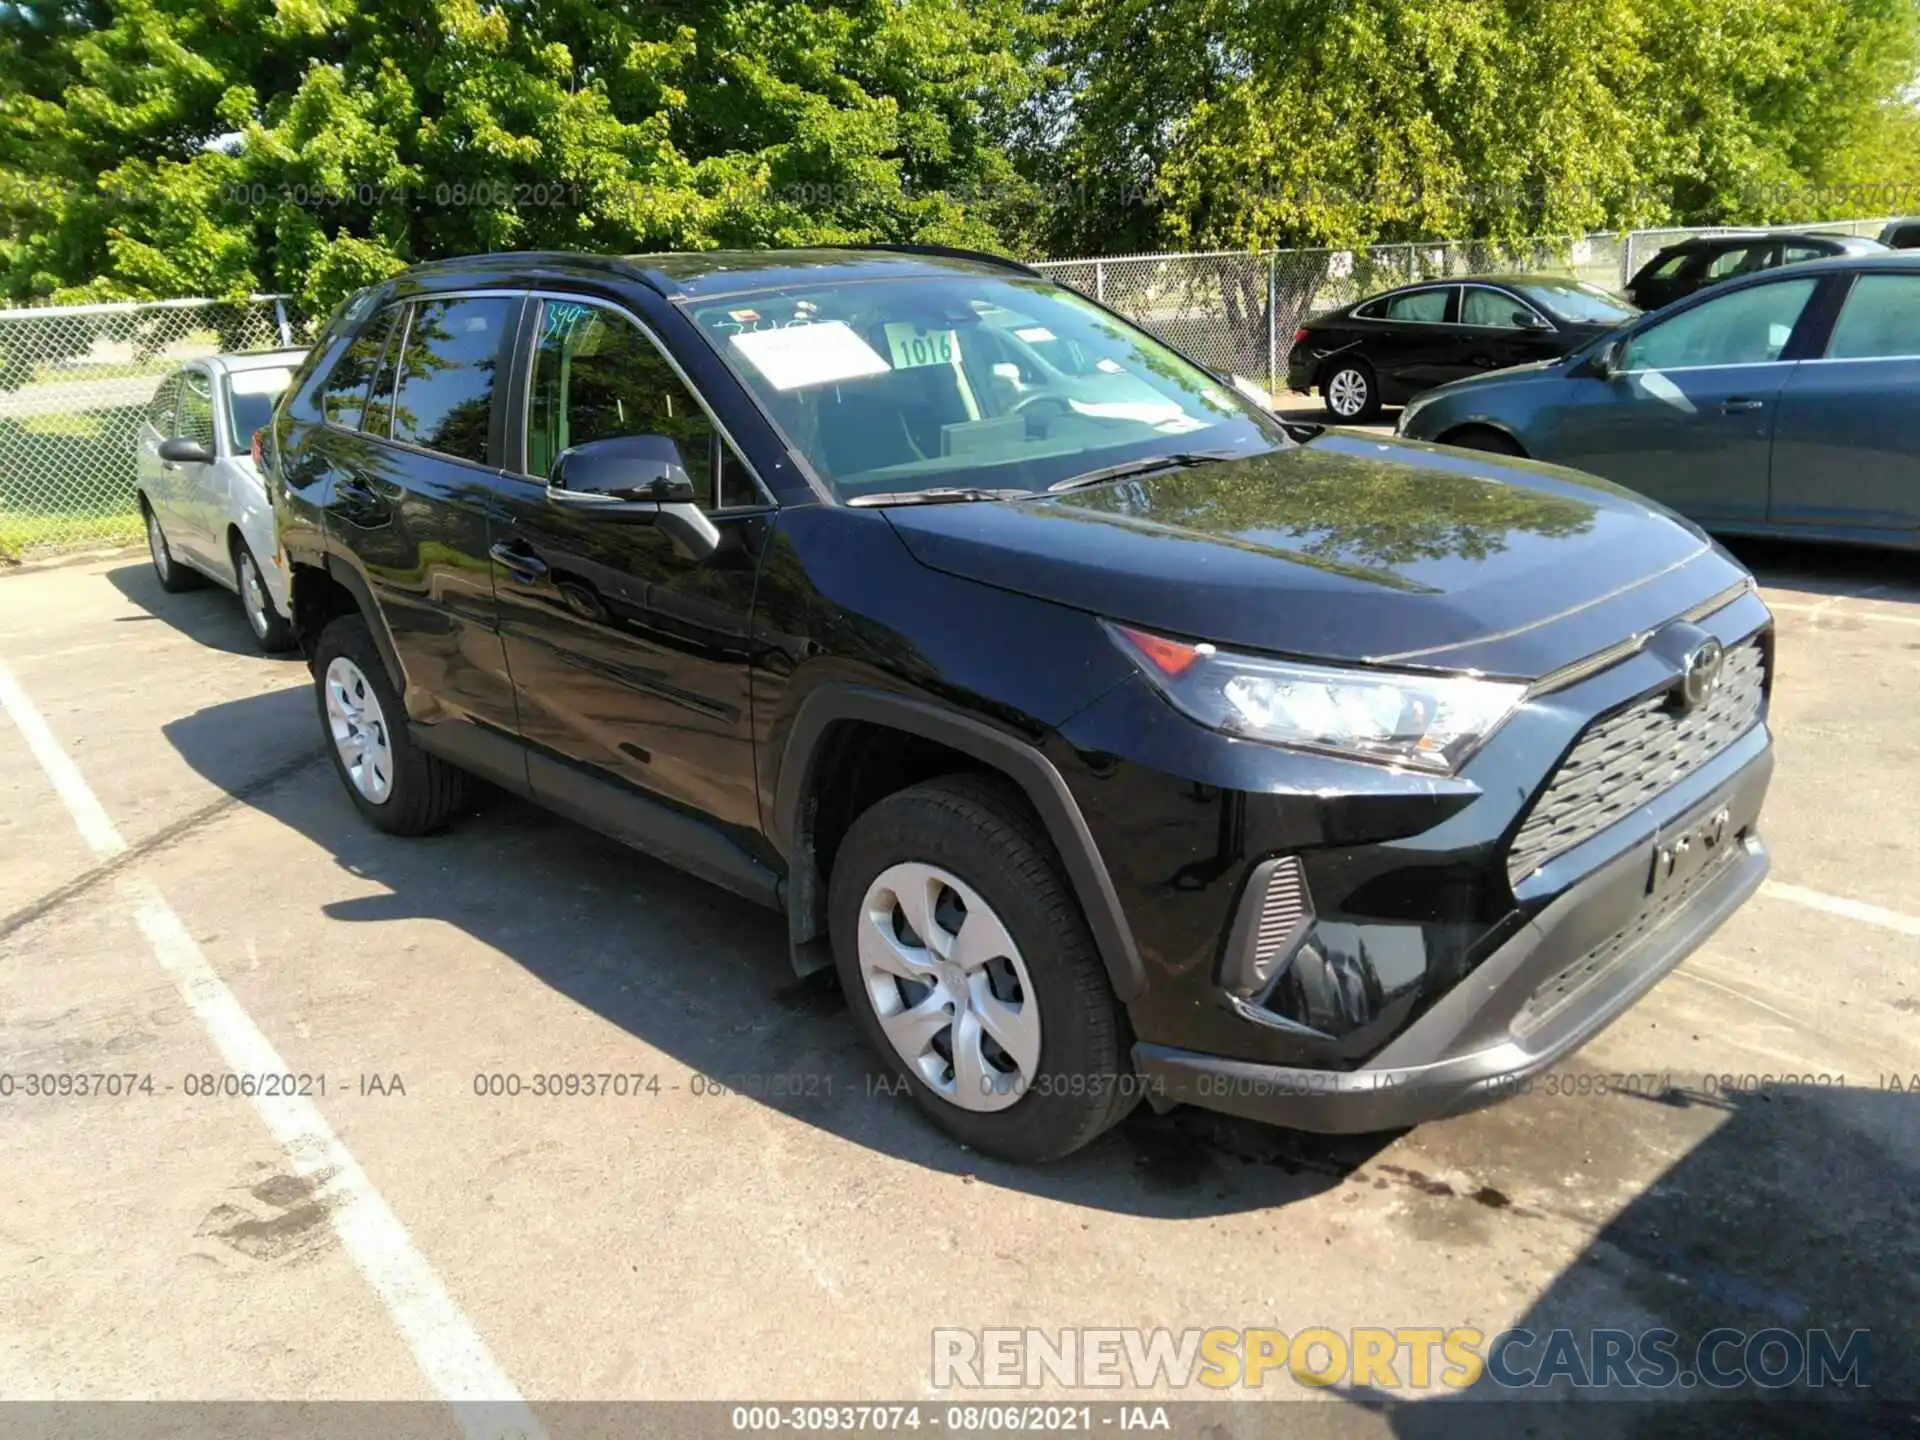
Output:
[{"xmin": 1133, "ymin": 747, "xmax": 1771, "ymax": 1132}]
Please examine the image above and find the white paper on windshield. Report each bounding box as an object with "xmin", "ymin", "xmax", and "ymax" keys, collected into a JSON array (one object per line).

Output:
[
  {"xmin": 729, "ymin": 322, "xmax": 891, "ymax": 391},
  {"xmin": 229, "ymin": 367, "xmax": 294, "ymax": 396},
  {"xmin": 1013, "ymin": 325, "xmax": 1056, "ymax": 343}
]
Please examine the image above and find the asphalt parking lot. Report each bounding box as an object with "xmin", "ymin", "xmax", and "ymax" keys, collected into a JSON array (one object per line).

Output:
[{"xmin": 1, "ymin": 538, "xmax": 1916, "ymax": 1435}]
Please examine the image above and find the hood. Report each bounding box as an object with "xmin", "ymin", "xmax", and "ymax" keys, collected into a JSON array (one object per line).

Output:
[
  {"xmin": 1409, "ymin": 353, "xmax": 1582, "ymax": 404},
  {"xmin": 883, "ymin": 433, "xmax": 1749, "ymax": 680}
]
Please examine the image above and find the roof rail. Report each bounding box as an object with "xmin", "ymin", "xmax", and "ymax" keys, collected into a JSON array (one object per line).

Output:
[{"xmin": 859, "ymin": 243, "xmax": 1043, "ymax": 278}]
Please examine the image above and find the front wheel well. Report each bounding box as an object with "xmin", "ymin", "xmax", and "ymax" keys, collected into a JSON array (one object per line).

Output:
[
  {"xmin": 786, "ymin": 718, "xmax": 1032, "ymax": 964},
  {"xmin": 1436, "ymin": 422, "xmax": 1528, "ymax": 457}
]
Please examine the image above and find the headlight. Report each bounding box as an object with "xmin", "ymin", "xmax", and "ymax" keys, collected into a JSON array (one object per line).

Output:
[{"xmin": 1107, "ymin": 623, "xmax": 1525, "ymax": 773}]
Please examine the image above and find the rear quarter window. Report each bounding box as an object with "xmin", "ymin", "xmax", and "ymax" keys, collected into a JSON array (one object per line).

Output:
[{"xmin": 283, "ymin": 287, "xmax": 390, "ymax": 426}]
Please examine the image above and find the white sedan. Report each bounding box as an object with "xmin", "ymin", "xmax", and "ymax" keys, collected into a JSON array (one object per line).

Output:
[{"xmin": 135, "ymin": 348, "xmax": 306, "ymax": 651}]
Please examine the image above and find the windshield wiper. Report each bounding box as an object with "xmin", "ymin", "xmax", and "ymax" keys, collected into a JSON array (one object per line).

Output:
[
  {"xmin": 847, "ymin": 486, "xmax": 1030, "ymax": 508},
  {"xmin": 1045, "ymin": 450, "xmax": 1242, "ymax": 494}
]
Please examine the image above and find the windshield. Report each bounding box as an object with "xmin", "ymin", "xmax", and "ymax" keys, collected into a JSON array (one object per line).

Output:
[
  {"xmin": 1515, "ymin": 281, "xmax": 1638, "ymax": 325},
  {"xmin": 225, "ymin": 366, "xmax": 295, "ymax": 450},
  {"xmin": 687, "ymin": 274, "xmax": 1284, "ymax": 501}
]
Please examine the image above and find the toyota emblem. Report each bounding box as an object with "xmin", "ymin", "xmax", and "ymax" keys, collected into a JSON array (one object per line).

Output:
[{"xmin": 1678, "ymin": 638, "xmax": 1725, "ymax": 712}]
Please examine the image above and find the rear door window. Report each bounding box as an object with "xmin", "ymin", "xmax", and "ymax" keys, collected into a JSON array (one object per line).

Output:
[
  {"xmin": 388, "ymin": 296, "xmax": 516, "ymax": 465},
  {"xmin": 1383, "ymin": 288, "xmax": 1452, "ymax": 323},
  {"xmin": 1705, "ymin": 245, "xmax": 1764, "ymax": 279},
  {"xmin": 1825, "ymin": 274, "xmax": 1920, "ymax": 360}
]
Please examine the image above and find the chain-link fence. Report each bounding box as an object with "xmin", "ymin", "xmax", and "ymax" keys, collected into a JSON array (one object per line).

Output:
[
  {"xmin": 1034, "ymin": 233, "xmax": 1633, "ymax": 390},
  {"xmin": 0, "ymin": 296, "xmax": 304, "ymax": 562},
  {"xmin": 0, "ymin": 214, "xmax": 1899, "ymax": 559},
  {"xmin": 1034, "ymin": 218, "xmax": 1899, "ymax": 401}
]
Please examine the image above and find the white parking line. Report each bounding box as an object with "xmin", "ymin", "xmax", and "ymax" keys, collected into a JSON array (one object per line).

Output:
[
  {"xmin": 1761, "ymin": 881, "xmax": 1920, "ymax": 939},
  {"xmin": 0, "ymin": 658, "xmax": 542, "ymax": 1438}
]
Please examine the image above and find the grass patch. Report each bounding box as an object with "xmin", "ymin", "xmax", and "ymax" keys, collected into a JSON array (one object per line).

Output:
[
  {"xmin": 0, "ymin": 401, "xmax": 148, "ymax": 561},
  {"xmin": 0, "ymin": 505, "xmax": 143, "ymax": 562}
]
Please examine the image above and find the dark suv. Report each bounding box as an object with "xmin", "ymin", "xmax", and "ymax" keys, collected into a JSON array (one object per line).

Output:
[
  {"xmin": 270, "ymin": 247, "xmax": 1775, "ymax": 1162},
  {"xmin": 1624, "ymin": 231, "xmax": 1885, "ymax": 310}
]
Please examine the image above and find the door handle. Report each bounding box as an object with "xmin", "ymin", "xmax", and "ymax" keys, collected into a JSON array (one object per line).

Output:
[
  {"xmin": 1721, "ymin": 398, "xmax": 1764, "ymax": 414},
  {"xmin": 489, "ymin": 540, "xmax": 549, "ymax": 581}
]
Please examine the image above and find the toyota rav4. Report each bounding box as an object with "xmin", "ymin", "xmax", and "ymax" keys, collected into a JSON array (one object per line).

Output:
[{"xmin": 269, "ymin": 247, "xmax": 1775, "ymax": 1162}]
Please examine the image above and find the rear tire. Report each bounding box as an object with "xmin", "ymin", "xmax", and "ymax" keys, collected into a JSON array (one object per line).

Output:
[
  {"xmin": 1321, "ymin": 362, "xmax": 1381, "ymax": 422},
  {"xmin": 829, "ymin": 774, "xmax": 1136, "ymax": 1163},
  {"xmin": 1442, "ymin": 425, "xmax": 1526, "ymax": 457},
  {"xmin": 234, "ymin": 538, "xmax": 295, "ymax": 653},
  {"xmin": 312, "ymin": 615, "xmax": 470, "ymax": 835},
  {"xmin": 144, "ymin": 503, "xmax": 202, "ymax": 594}
]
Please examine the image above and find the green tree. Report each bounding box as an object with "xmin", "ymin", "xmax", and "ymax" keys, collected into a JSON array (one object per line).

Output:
[
  {"xmin": 1038, "ymin": 0, "xmax": 1920, "ymax": 256},
  {"xmin": 0, "ymin": 0, "xmax": 1048, "ymax": 310}
]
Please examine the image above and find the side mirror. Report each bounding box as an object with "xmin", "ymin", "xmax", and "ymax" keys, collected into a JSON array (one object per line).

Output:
[
  {"xmin": 1581, "ymin": 339, "xmax": 1622, "ymax": 379},
  {"xmin": 547, "ymin": 434, "xmax": 720, "ymax": 560},
  {"xmin": 1514, "ymin": 311, "xmax": 1551, "ymax": 332},
  {"xmin": 158, "ymin": 436, "xmax": 213, "ymax": 465}
]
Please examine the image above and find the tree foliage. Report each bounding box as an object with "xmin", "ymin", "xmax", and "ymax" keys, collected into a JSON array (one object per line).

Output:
[
  {"xmin": 2, "ymin": 0, "xmax": 1917, "ymax": 303},
  {"xmin": 0, "ymin": 0, "xmax": 1045, "ymax": 308},
  {"xmin": 1039, "ymin": 0, "xmax": 1920, "ymax": 255}
]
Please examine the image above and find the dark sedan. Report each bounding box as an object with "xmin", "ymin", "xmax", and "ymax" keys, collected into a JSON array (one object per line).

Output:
[
  {"xmin": 1622, "ymin": 231, "xmax": 1886, "ymax": 311},
  {"xmin": 1398, "ymin": 251, "xmax": 1920, "ymax": 546},
  {"xmin": 1286, "ymin": 275, "xmax": 1636, "ymax": 421}
]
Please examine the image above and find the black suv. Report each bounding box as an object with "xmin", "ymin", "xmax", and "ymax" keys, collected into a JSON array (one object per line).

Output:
[
  {"xmin": 270, "ymin": 248, "xmax": 1775, "ymax": 1162},
  {"xmin": 1624, "ymin": 230, "xmax": 1885, "ymax": 310}
]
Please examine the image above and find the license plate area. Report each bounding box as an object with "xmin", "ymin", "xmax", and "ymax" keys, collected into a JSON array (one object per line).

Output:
[{"xmin": 1648, "ymin": 804, "xmax": 1734, "ymax": 899}]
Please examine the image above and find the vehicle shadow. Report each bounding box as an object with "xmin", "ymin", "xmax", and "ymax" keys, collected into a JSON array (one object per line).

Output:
[
  {"xmin": 1334, "ymin": 1083, "xmax": 1917, "ymax": 1439},
  {"xmin": 107, "ymin": 561, "xmax": 301, "ymax": 659},
  {"xmin": 160, "ymin": 685, "xmax": 1392, "ymax": 1219},
  {"xmin": 1723, "ymin": 536, "xmax": 1920, "ymax": 604}
]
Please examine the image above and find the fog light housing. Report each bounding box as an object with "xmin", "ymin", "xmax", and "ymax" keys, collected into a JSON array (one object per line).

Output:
[{"xmin": 1220, "ymin": 856, "xmax": 1314, "ymax": 999}]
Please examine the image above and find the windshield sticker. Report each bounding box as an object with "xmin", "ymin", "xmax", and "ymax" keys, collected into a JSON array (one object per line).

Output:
[
  {"xmin": 1013, "ymin": 325, "xmax": 1056, "ymax": 343},
  {"xmin": 1095, "ymin": 358, "xmax": 1125, "ymax": 374},
  {"xmin": 883, "ymin": 323, "xmax": 960, "ymax": 371},
  {"xmin": 729, "ymin": 321, "xmax": 891, "ymax": 391},
  {"xmin": 727, "ymin": 309, "xmax": 760, "ymax": 324}
]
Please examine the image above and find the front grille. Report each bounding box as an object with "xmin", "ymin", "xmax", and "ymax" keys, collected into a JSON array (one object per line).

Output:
[
  {"xmin": 1513, "ymin": 841, "xmax": 1740, "ymax": 1037},
  {"xmin": 1507, "ymin": 638, "xmax": 1766, "ymax": 886}
]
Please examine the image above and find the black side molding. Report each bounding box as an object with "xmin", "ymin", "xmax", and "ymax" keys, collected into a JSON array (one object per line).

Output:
[
  {"xmin": 528, "ymin": 751, "xmax": 782, "ymax": 911},
  {"xmin": 773, "ymin": 684, "xmax": 1147, "ymax": 1002}
]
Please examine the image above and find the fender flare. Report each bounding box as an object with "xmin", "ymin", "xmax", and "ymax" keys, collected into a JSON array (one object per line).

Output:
[
  {"xmin": 1433, "ymin": 418, "xmax": 1529, "ymax": 455},
  {"xmin": 774, "ymin": 684, "xmax": 1147, "ymax": 1002},
  {"xmin": 314, "ymin": 554, "xmax": 413, "ymax": 705}
]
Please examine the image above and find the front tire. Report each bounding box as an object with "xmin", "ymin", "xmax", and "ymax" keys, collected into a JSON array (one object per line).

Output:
[
  {"xmin": 235, "ymin": 539, "xmax": 295, "ymax": 653},
  {"xmin": 1322, "ymin": 362, "xmax": 1381, "ymax": 422},
  {"xmin": 829, "ymin": 775, "xmax": 1136, "ymax": 1162},
  {"xmin": 312, "ymin": 615, "xmax": 470, "ymax": 835}
]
